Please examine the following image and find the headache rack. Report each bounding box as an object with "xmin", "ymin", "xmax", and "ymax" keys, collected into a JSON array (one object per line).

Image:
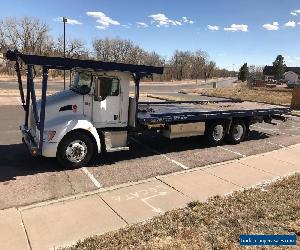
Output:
[{"xmin": 5, "ymin": 50, "xmax": 164, "ymax": 154}]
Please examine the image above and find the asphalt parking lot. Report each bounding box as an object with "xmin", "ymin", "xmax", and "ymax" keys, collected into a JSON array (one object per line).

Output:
[{"xmin": 1, "ymin": 96, "xmax": 300, "ymax": 210}]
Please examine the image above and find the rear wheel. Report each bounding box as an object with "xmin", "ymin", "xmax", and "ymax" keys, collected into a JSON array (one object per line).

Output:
[
  {"xmin": 205, "ymin": 122, "xmax": 225, "ymax": 145},
  {"xmin": 226, "ymin": 120, "xmax": 246, "ymax": 144},
  {"xmin": 57, "ymin": 131, "xmax": 95, "ymax": 168}
]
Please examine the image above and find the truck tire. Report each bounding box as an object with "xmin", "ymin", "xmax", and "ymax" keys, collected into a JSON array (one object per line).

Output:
[
  {"xmin": 205, "ymin": 122, "xmax": 225, "ymax": 146},
  {"xmin": 57, "ymin": 131, "xmax": 95, "ymax": 168},
  {"xmin": 226, "ymin": 120, "xmax": 246, "ymax": 144}
]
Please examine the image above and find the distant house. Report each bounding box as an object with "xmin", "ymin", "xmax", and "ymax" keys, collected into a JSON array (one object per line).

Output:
[
  {"xmin": 263, "ymin": 66, "xmax": 300, "ymax": 83},
  {"xmin": 284, "ymin": 71, "xmax": 298, "ymax": 84}
]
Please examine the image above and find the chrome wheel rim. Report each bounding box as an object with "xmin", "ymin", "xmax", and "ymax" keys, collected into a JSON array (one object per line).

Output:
[
  {"xmin": 233, "ymin": 125, "xmax": 244, "ymax": 141},
  {"xmin": 66, "ymin": 140, "xmax": 87, "ymax": 163},
  {"xmin": 212, "ymin": 125, "xmax": 224, "ymax": 142}
]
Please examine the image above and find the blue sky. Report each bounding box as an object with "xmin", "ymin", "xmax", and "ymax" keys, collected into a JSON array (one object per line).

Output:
[{"xmin": 2, "ymin": 0, "xmax": 300, "ymax": 69}]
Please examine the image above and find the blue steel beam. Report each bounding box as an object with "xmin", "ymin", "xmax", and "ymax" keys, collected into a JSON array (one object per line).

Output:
[
  {"xmin": 27, "ymin": 66, "xmax": 39, "ymax": 127},
  {"xmin": 38, "ymin": 67, "xmax": 48, "ymax": 154}
]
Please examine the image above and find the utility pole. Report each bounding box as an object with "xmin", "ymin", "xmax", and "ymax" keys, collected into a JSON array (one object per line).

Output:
[{"xmin": 63, "ymin": 17, "xmax": 67, "ymax": 90}]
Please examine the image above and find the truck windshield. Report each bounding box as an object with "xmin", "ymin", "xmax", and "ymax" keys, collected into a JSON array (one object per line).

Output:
[{"xmin": 70, "ymin": 72, "xmax": 92, "ymax": 94}]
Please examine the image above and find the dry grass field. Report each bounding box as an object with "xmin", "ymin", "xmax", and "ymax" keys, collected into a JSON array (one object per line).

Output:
[
  {"xmin": 66, "ymin": 173, "xmax": 300, "ymax": 250},
  {"xmin": 182, "ymin": 83, "xmax": 293, "ymax": 106}
]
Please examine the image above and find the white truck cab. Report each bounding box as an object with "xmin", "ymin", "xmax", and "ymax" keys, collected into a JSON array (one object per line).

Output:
[
  {"xmin": 5, "ymin": 50, "xmax": 163, "ymax": 167},
  {"xmin": 37, "ymin": 70, "xmax": 132, "ymax": 167}
]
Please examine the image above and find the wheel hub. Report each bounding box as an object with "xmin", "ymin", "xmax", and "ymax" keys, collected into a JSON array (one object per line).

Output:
[
  {"xmin": 233, "ymin": 125, "xmax": 244, "ymax": 140},
  {"xmin": 66, "ymin": 140, "xmax": 87, "ymax": 163},
  {"xmin": 213, "ymin": 125, "xmax": 224, "ymax": 141}
]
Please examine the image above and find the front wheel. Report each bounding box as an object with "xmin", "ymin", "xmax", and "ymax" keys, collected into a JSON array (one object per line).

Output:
[{"xmin": 57, "ymin": 131, "xmax": 95, "ymax": 168}]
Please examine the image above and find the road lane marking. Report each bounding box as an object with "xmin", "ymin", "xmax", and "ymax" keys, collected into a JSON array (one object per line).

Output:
[
  {"xmin": 130, "ymin": 137, "xmax": 189, "ymax": 170},
  {"xmin": 81, "ymin": 167, "xmax": 102, "ymax": 189},
  {"xmin": 218, "ymin": 146, "xmax": 246, "ymax": 157}
]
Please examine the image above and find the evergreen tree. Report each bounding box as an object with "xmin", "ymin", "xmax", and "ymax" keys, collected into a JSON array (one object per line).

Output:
[
  {"xmin": 272, "ymin": 55, "xmax": 286, "ymax": 80},
  {"xmin": 238, "ymin": 63, "xmax": 249, "ymax": 82}
]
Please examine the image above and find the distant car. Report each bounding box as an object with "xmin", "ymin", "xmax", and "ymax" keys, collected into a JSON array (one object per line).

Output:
[
  {"xmin": 287, "ymin": 83, "xmax": 300, "ymax": 89},
  {"xmin": 278, "ymin": 79, "xmax": 288, "ymax": 85},
  {"xmin": 267, "ymin": 79, "xmax": 276, "ymax": 84}
]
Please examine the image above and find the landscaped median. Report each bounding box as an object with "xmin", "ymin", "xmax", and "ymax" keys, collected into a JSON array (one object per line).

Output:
[{"xmin": 66, "ymin": 173, "xmax": 300, "ymax": 250}]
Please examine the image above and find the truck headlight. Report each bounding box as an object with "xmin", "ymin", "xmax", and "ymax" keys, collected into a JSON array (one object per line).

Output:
[{"xmin": 43, "ymin": 131, "xmax": 56, "ymax": 141}]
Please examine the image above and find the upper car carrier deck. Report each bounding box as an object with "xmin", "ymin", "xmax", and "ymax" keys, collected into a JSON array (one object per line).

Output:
[{"xmin": 137, "ymin": 101, "xmax": 289, "ymax": 125}]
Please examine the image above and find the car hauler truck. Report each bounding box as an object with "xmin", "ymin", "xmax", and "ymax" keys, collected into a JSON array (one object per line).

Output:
[{"xmin": 6, "ymin": 50, "xmax": 289, "ymax": 167}]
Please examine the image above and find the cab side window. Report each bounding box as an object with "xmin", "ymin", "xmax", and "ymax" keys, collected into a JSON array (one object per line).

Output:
[{"xmin": 95, "ymin": 77, "xmax": 120, "ymax": 101}]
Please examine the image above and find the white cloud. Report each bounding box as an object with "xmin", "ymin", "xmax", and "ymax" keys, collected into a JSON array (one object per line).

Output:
[
  {"xmin": 149, "ymin": 13, "xmax": 193, "ymax": 27},
  {"xmin": 285, "ymin": 21, "xmax": 296, "ymax": 27},
  {"xmin": 53, "ymin": 17, "xmax": 82, "ymax": 25},
  {"xmin": 136, "ymin": 22, "xmax": 149, "ymax": 28},
  {"xmin": 224, "ymin": 24, "xmax": 248, "ymax": 32},
  {"xmin": 181, "ymin": 16, "xmax": 194, "ymax": 24},
  {"xmin": 207, "ymin": 25, "xmax": 219, "ymax": 31},
  {"xmin": 122, "ymin": 24, "xmax": 132, "ymax": 29},
  {"xmin": 149, "ymin": 13, "xmax": 179, "ymax": 27},
  {"xmin": 86, "ymin": 11, "xmax": 120, "ymax": 30},
  {"xmin": 290, "ymin": 9, "xmax": 300, "ymax": 16},
  {"xmin": 262, "ymin": 22, "xmax": 279, "ymax": 31},
  {"xmin": 284, "ymin": 56, "xmax": 300, "ymax": 63},
  {"xmin": 96, "ymin": 25, "xmax": 106, "ymax": 30}
]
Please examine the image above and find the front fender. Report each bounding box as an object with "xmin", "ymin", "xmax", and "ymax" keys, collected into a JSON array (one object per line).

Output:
[{"xmin": 45, "ymin": 114, "xmax": 101, "ymax": 153}]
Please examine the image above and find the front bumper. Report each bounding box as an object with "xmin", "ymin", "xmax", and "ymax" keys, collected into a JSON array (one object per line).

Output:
[
  {"xmin": 20, "ymin": 125, "xmax": 58, "ymax": 157},
  {"xmin": 20, "ymin": 125, "xmax": 39, "ymax": 156}
]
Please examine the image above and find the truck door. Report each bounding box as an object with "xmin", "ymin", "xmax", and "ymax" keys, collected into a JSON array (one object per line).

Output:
[{"xmin": 93, "ymin": 76, "xmax": 121, "ymax": 127}]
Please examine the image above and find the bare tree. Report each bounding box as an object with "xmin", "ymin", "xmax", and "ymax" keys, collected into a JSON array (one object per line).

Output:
[
  {"xmin": 0, "ymin": 17, "xmax": 51, "ymax": 54},
  {"xmin": 205, "ymin": 61, "xmax": 216, "ymax": 78},
  {"xmin": 191, "ymin": 50, "xmax": 208, "ymax": 82},
  {"xmin": 248, "ymin": 65, "xmax": 264, "ymax": 80},
  {"xmin": 0, "ymin": 19, "xmax": 233, "ymax": 80},
  {"xmin": 54, "ymin": 36, "xmax": 87, "ymax": 59},
  {"xmin": 170, "ymin": 50, "xmax": 191, "ymax": 80},
  {"xmin": 93, "ymin": 38, "xmax": 164, "ymax": 66}
]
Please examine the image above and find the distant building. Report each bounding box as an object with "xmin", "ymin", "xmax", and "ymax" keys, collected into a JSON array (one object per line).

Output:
[
  {"xmin": 263, "ymin": 66, "xmax": 300, "ymax": 83},
  {"xmin": 284, "ymin": 71, "xmax": 298, "ymax": 84}
]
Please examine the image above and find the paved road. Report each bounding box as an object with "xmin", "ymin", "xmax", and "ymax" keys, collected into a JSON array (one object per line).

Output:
[
  {"xmin": 1, "ymin": 77, "xmax": 299, "ymax": 210},
  {"xmin": 0, "ymin": 81, "xmax": 64, "ymax": 91},
  {"xmin": 1, "ymin": 101, "xmax": 300, "ymax": 210},
  {"xmin": 0, "ymin": 77, "xmax": 237, "ymax": 94},
  {"xmin": 129, "ymin": 77, "xmax": 237, "ymax": 94}
]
